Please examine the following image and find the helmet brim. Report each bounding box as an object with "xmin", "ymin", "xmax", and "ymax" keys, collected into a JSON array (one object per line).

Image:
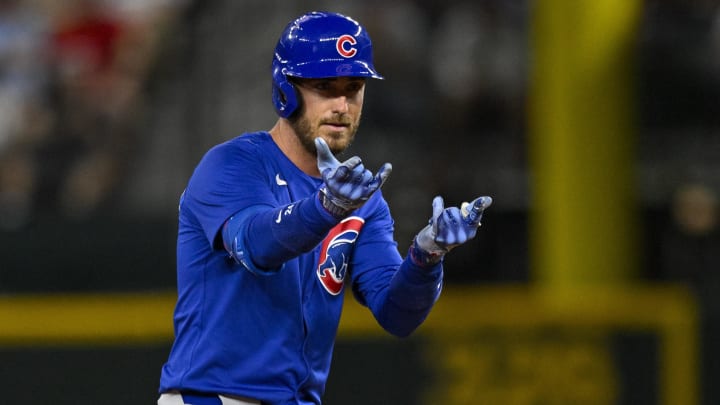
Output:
[{"xmin": 285, "ymin": 60, "xmax": 383, "ymax": 80}]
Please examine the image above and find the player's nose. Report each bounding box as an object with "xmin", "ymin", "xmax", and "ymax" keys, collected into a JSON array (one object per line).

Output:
[{"xmin": 330, "ymin": 96, "xmax": 349, "ymax": 113}]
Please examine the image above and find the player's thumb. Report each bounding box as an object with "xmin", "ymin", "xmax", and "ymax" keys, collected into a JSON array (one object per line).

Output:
[
  {"xmin": 315, "ymin": 137, "xmax": 339, "ymax": 174},
  {"xmin": 431, "ymin": 195, "xmax": 445, "ymax": 220},
  {"xmin": 430, "ymin": 196, "xmax": 445, "ymax": 236}
]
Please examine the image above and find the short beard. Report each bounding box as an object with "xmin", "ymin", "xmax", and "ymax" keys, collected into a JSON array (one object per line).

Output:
[
  {"xmin": 289, "ymin": 113, "xmax": 318, "ymax": 155},
  {"xmin": 289, "ymin": 112, "xmax": 359, "ymax": 157}
]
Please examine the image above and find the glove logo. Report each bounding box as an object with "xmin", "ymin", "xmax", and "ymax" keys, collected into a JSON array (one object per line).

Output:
[
  {"xmin": 317, "ymin": 216, "xmax": 364, "ymax": 295},
  {"xmin": 336, "ymin": 34, "xmax": 357, "ymax": 58}
]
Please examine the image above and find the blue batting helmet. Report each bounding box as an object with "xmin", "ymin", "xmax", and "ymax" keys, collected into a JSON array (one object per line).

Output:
[{"xmin": 271, "ymin": 11, "xmax": 384, "ymax": 118}]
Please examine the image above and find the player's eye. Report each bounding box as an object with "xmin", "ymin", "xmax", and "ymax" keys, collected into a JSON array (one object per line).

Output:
[
  {"xmin": 302, "ymin": 78, "xmax": 364, "ymax": 98},
  {"xmin": 345, "ymin": 81, "xmax": 364, "ymax": 94},
  {"xmin": 312, "ymin": 81, "xmax": 332, "ymax": 91}
]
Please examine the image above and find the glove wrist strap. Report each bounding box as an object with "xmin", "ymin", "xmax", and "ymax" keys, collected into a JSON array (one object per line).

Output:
[
  {"xmin": 409, "ymin": 238, "xmax": 446, "ymax": 267},
  {"xmin": 319, "ymin": 190, "xmax": 349, "ymax": 219}
]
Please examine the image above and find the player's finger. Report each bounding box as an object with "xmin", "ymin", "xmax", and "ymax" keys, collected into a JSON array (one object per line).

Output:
[
  {"xmin": 438, "ymin": 208, "xmax": 466, "ymax": 245},
  {"xmin": 373, "ymin": 163, "xmax": 392, "ymax": 188},
  {"xmin": 333, "ymin": 164, "xmax": 351, "ymax": 181},
  {"xmin": 345, "ymin": 162, "xmax": 368, "ymax": 185},
  {"xmin": 358, "ymin": 168, "xmax": 372, "ymax": 185},
  {"xmin": 367, "ymin": 163, "xmax": 392, "ymax": 192},
  {"xmin": 378, "ymin": 163, "xmax": 392, "ymax": 188},
  {"xmin": 342, "ymin": 156, "xmax": 363, "ymax": 172},
  {"xmin": 462, "ymin": 196, "xmax": 493, "ymax": 226},
  {"xmin": 472, "ymin": 196, "xmax": 493, "ymax": 215},
  {"xmin": 332, "ymin": 157, "xmax": 362, "ymax": 182},
  {"xmin": 315, "ymin": 137, "xmax": 340, "ymax": 172}
]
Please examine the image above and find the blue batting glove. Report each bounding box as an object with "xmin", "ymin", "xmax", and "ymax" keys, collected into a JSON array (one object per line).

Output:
[
  {"xmin": 315, "ymin": 138, "xmax": 392, "ymax": 218},
  {"xmin": 411, "ymin": 195, "xmax": 492, "ymax": 266}
]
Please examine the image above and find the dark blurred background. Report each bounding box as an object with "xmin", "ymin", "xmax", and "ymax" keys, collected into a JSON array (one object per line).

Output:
[{"xmin": 0, "ymin": 0, "xmax": 717, "ymax": 403}]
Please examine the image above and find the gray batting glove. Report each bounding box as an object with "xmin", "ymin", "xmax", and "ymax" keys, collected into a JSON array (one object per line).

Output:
[
  {"xmin": 411, "ymin": 195, "xmax": 493, "ymax": 265},
  {"xmin": 315, "ymin": 137, "xmax": 392, "ymax": 218}
]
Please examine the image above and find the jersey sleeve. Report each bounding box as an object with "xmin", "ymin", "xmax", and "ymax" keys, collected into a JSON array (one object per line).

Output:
[
  {"xmin": 182, "ymin": 138, "xmax": 276, "ymax": 249},
  {"xmin": 224, "ymin": 193, "xmax": 338, "ymax": 274},
  {"xmin": 350, "ymin": 194, "xmax": 443, "ymax": 337}
]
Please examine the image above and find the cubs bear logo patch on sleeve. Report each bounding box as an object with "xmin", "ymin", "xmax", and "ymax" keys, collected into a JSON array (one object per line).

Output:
[{"xmin": 316, "ymin": 216, "xmax": 364, "ymax": 295}]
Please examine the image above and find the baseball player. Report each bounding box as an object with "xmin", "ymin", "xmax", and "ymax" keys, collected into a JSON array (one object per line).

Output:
[{"xmin": 158, "ymin": 11, "xmax": 492, "ymax": 405}]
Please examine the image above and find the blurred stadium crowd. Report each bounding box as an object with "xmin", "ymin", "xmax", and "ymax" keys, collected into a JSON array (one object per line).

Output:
[
  {"xmin": 0, "ymin": 0, "xmax": 717, "ymax": 291},
  {"xmin": 0, "ymin": 0, "xmax": 187, "ymax": 227}
]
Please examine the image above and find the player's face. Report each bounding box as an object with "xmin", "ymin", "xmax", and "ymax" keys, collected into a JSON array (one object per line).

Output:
[{"xmin": 290, "ymin": 77, "xmax": 365, "ymax": 155}]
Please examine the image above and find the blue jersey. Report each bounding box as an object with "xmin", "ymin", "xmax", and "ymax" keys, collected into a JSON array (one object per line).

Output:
[{"xmin": 159, "ymin": 132, "xmax": 442, "ymax": 404}]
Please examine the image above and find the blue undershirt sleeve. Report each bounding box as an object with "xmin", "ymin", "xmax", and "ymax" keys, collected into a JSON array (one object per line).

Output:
[
  {"xmin": 222, "ymin": 193, "xmax": 340, "ymax": 275},
  {"xmin": 369, "ymin": 257, "xmax": 443, "ymax": 337}
]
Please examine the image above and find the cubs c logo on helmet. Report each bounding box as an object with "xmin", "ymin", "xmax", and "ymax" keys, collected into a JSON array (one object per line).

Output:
[
  {"xmin": 317, "ymin": 216, "xmax": 364, "ymax": 295},
  {"xmin": 336, "ymin": 34, "xmax": 357, "ymax": 58}
]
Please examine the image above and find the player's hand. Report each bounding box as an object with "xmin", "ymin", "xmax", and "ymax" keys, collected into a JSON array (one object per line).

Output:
[
  {"xmin": 315, "ymin": 137, "xmax": 392, "ymax": 218},
  {"xmin": 411, "ymin": 195, "xmax": 492, "ymax": 265}
]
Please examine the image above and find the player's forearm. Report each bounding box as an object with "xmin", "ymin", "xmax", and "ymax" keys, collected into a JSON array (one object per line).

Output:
[
  {"xmin": 223, "ymin": 194, "xmax": 339, "ymax": 274},
  {"xmin": 372, "ymin": 258, "xmax": 443, "ymax": 337}
]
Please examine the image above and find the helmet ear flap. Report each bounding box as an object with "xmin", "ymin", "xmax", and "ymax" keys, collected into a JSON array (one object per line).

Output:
[{"xmin": 272, "ymin": 64, "xmax": 299, "ymax": 118}]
